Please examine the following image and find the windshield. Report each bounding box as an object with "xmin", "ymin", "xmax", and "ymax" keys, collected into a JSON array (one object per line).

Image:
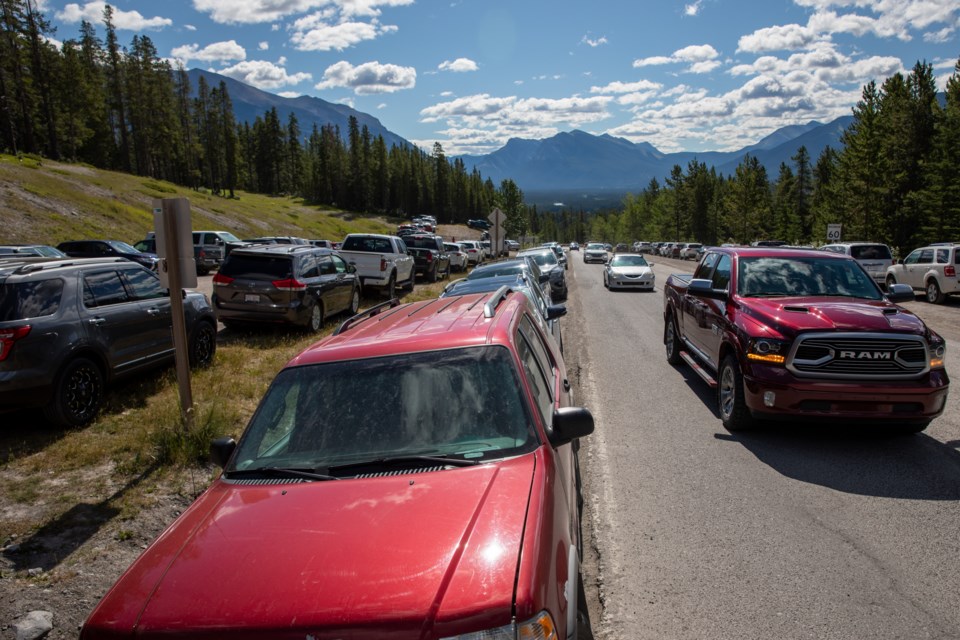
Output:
[
  {"xmin": 520, "ymin": 251, "xmax": 558, "ymax": 268},
  {"xmin": 467, "ymin": 264, "xmax": 524, "ymax": 279},
  {"xmin": 586, "ymin": 243, "xmax": 605, "ymax": 251},
  {"xmin": 106, "ymin": 240, "xmax": 139, "ymax": 254},
  {"xmin": 228, "ymin": 346, "xmax": 538, "ymax": 473},
  {"xmin": 610, "ymin": 255, "xmax": 648, "ymax": 267},
  {"xmin": 737, "ymin": 257, "xmax": 882, "ymax": 299}
]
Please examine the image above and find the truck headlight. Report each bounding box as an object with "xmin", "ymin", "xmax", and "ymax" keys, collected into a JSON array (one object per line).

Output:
[
  {"xmin": 441, "ymin": 611, "xmax": 557, "ymax": 640},
  {"xmin": 930, "ymin": 339, "xmax": 946, "ymax": 369},
  {"xmin": 747, "ymin": 338, "xmax": 787, "ymax": 365}
]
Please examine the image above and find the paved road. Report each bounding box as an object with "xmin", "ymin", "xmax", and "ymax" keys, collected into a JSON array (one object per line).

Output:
[{"xmin": 564, "ymin": 251, "xmax": 960, "ymax": 640}]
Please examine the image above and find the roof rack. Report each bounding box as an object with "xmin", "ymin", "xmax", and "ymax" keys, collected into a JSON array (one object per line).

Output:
[
  {"xmin": 483, "ymin": 285, "xmax": 512, "ymax": 318},
  {"xmin": 333, "ymin": 298, "xmax": 402, "ymax": 336}
]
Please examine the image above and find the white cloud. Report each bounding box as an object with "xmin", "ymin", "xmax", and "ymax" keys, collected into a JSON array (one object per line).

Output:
[
  {"xmin": 217, "ymin": 60, "xmax": 312, "ymax": 89},
  {"xmin": 737, "ymin": 24, "xmax": 819, "ymax": 52},
  {"xmin": 315, "ymin": 60, "xmax": 416, "ymax": 94},
  {"xmin": 684, "ymin": 0, "xmax": 703, "ymax": 16},
  {"xmin": 171, "ymin": 40, "xmax": 246, "ymax": 64},
  {"xmin": 290, "ymin": 13, "xmax": 398, "ymax": 51},
  {"xmin": 439, "ymin": 58, "xmax": 479, "ymax": 72},
  {"xmin": 192, "ymin": 0, "xmax": 413, "ymax": 24},
  {"xmin": 185, "ymin": 24, "xmax": 197, "ymax": 31},
  {"xmin": 581, "ymin": 35, "xmax": 608, "ymax": 47},
  {"xmin": 633, "ymin": 44, "xmax": 720, "ymax": 73},
  {"xmin": 57, "ymin": 2, "xmax": 172, "ymax": 30},
  {"xmin": 589, "ymin": 80, "xmax": 662, "ymax": 94},
  {"xmin": 259, "ymin": 41, "xmax": 270, "ymax": 50}
]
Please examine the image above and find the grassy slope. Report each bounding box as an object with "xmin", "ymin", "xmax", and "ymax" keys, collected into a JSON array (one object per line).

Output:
[
  {"xmin": 0, "ymin": 155, "xmax": 478, "ymax": 560},
  {"xmin": 0, "ymin": 153, "xmax": 391, "ymax": 245}
]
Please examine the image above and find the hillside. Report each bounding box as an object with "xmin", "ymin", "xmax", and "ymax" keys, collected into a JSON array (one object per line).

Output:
[{"xmin": 0, "ymin": 154, "xmax": 392, "ymax": 246}]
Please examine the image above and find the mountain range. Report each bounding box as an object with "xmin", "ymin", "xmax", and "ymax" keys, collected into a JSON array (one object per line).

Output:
[{"xmin": 190, "ymin": 68, "xmax": 853, "ymax": 205}]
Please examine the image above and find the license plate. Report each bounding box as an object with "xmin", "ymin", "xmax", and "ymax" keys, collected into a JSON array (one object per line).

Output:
[{"xmin": 244, "ymin": 294, "xmax": 260, "ymax": 303}]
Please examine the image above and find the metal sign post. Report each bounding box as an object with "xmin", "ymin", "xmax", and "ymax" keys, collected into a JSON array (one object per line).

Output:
[
  {"xmin": 153, "ymin": 198, "xmax": 195, "ymax": 431},
  {"xmin": 488, "ymin": 208, "xmax": 505, "ymax": 256}
]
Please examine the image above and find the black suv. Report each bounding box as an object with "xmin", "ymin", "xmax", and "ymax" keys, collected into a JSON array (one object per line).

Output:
[
  {"xmin": 405, "ymin": 234, "xmax": 450, "ymax": 282},
  {"xmin": 212, "ymin": 245, "xmax": 360, "ymax": 332},
  {"xmin": 0, "ymin": 257, "xmax": 217, "ymax": 426},
  {"xmin": 58, "ymin": 239, "xmax": 159, "ymax": 271}
]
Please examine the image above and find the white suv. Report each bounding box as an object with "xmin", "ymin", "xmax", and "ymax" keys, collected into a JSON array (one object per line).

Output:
[
  {"xmin": 820, "ymin": 242, "xmax": 895, "ymax": 286},
  {"xmin": 885, "ymin": 243, "xmax": 959, "ymax": 304}
]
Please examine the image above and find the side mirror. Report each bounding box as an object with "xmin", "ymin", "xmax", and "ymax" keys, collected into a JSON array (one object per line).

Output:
[
  {"xmin": 688, "ymin": 278, "xmax": 727, "ymax": 300},
  {"xmin": 347, "ymin": 264, "xmax": 357, "ymax": 274},
  {"xmin": 885, "ymin": 283, "xmax": 915, "ymax": 303},
  {"xmin": 548, "ymin": 407, "xmax": 594, "ymax": 447},
  {"xmin": 546, "ymin": 304, "xmax": 567, "ymax": 320},
  {"xmin": 210, "ymin": 436, "xmax": 237, "ymax": 469}
]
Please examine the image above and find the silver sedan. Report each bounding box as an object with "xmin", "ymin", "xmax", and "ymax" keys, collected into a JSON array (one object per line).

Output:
[{"xmin": 603, "ymin": 253, "xmax": 655, "ymax": 290}]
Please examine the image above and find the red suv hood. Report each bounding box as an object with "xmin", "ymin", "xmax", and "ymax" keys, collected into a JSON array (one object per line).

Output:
[
  {"xmin": 89, "ymin": 456, "xmax": 536, "ymax": 639},
  {"xmin": 739, "ymin": 297, "xmax": 926, "ymax": 337}
]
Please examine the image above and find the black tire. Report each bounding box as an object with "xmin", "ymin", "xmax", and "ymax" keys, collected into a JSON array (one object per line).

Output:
[
  {"xmin": 44, "ymin": 357, "xmax": 104, "ymax": 427},
  {"xmin": 718, "ymin": 355, "xmax": 753, "ymax": 431},
  {"xmin": 925, "ymin": 279, "xmax": 945, "ymax": 304},
  {"xmin": 197, "ymin": 266, "xmax": 210, "ymax": 276},
  {"xmin": 885, "ymin": 274, "xmax": 897, "ymax": 290},
  {"xmin": 305, "ymin": 298, "xmax": 324, "ymax": 333},
  {"xmin": 383, "ymin": 273, "xmax": 397, "ymax": 299},
  {"xmin": 189, "ymin": 321, "xmax": 217, "ymax": 367},
  {"xmin": 890, "ymin": 421, "xmax": 930, "ymax": 435},
  {"xmin": 664, "ymin": 313, "xmax": 682, "ymax": 365},
  {"xmin": 348, "ymin": 285, "xmax": 360, "ymax": 315},
  {"xmin": 428, "ymin": 263, "xmax": 438, "ymax": 283}
]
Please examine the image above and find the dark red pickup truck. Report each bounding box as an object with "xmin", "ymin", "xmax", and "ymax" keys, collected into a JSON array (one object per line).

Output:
[{"xmin": 663, "ymin": 246, "xmax": 949, "ymax": 433}]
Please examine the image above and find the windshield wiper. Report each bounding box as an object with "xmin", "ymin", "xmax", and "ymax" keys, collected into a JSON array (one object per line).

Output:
[
  {"xmin": 329, "ymin": 454, "xmax": 480, "ymax": 472},
  {"xmin": 225, "ymin": 467, "xmax": 340, "ymax": 481}
]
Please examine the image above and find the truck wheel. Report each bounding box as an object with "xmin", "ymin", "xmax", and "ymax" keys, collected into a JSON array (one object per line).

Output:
[
  {"xmin": 885, "ymin": 274, "xmax": 897, "ymax": 290},
  {"xmin": 925, "ymin": 279, "xmax": 945, "ymax": 304},
  {"xmin": 384, "ymin": 273, "xmax": 397, "ymax": 299},
  {"xmin": 44, "ymin": 357, "xmax": 104, "ymax": 427},
  {"xmin": 428, "ymin": 263, "xmax": 438, "ymax": 283},
  {"xmin": 305, "ymin": 298, "xmax": 325, "ymax": 333},
  {"xmin": 718, "ymin": 356, "xmax": 753, "ymax": 431},
  {"xmin": 348, "ymin": 285, "xmax": 360, "ymax": 315},
  {"xmin": 664, "ymin": 314, "xmax": 682, "ymax": 365},
  {"xmin": 188, "ymin": 321, "xmax": 217, "ymax": 367}
]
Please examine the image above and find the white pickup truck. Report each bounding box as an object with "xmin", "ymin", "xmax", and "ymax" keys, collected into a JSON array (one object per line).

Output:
[{"xmin": 339, "ymin": 233, "xmax": 416, "ymax": 298}]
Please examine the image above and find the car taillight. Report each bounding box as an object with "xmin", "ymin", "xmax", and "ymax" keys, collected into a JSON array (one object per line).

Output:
[
  {"xmin": 272, "ymin": 278, "xmax": 307, "ymax": 291},
  {"xmin": 945, "ymin": 265, "xmax": 956, "ymax": 278},
  {"xmin": 379, "ymin": 258, "xmax": 388, "ymax": 272},
  {"xmin": 212, "ymin": 273, "xmax": 234, "ymax": 286},
  {"xmin": 0, "ymin": 325, "xmax": 31, "ymax": 362}
]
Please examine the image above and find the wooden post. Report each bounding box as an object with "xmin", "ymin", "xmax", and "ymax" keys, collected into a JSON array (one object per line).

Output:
[{"xmin": 155, "ymin": 198, "xmax": 194, "ymax": 431}]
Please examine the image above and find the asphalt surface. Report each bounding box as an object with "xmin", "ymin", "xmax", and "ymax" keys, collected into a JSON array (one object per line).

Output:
[{"xmin": 564, "ymin": 252, "xmax": 960, "ymax": 640}]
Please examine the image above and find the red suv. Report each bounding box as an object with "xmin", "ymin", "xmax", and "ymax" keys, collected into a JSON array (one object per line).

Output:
[{"xmin": 81, "ymin": 287, "xmax": 594, "ymax": 639}]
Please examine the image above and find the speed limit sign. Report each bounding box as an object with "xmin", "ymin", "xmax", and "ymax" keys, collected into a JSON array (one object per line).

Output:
[{"xmin": 827, "ymin": 224, "xmax": 842, "ymax": 242}]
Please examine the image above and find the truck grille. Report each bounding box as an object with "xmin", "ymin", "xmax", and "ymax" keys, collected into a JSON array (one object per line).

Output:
[{"xmin": 786, "ymin": 333, "xmax": 929, "ymax": 380}]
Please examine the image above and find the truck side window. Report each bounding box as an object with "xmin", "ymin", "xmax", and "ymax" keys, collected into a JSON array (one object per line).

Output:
[
  {"xmin": 712, "ymin": 255, "xmax": 732, "ymax": 291},
  {"xmin": 694, "ymin": 253, "xmax": 719, "ymax": 279}
]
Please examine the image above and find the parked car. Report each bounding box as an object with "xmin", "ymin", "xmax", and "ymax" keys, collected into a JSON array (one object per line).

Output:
[
  {"xmin": 338, "ymin": 233, "xmax": 415, "ymax": 298},
  {"xmin": 663, "ymin": 246, "xmax": 948, "ymax": 432},
  {"xmin": 458, "ymin": 240, "xmax": 485, "ymax": 265},
  {"xmin": 243, "ymin": 236, "xmax": 310, "ymax": 245},
  {"xmin": 505, "ymin": 239, "xmax": 521, "ymax": 251},
  {"xmin": 467, "ymin": 218, "xmax": 491, "ymax": 230},
  {"xmin": 309, "ymin": 239, "xmax": 336, "ymax": 249},
  {"xmin": 81, "ymin": 288, "xmax": 594, "ymax": 640},
  {"xmin": 885, "ymin": 242, "xmax": 959, "ymax": 304},
  {"xmin": 212, "ymin": 244, "xmax": 360, "ymax": 332},
  {"xmin": 405, "ymin": 233, "xmax": 451, "ymax": 282},
  {"xmin": 57, "ymin": 239, "xmax": 159, "ymax": 271},
  {"xmin": 192, "ymin": 230, "xmax": 247, "ymax": 262},
  {"xmin": 679, "ymin": 243, "xmax": 703, "ymax": 260},
  {"xmin": 464, "ymin": 257, "xmax": 550, "ymax": 298},
  {"xmin": 133, "ymin": 237, "xmax": 218, "ymax": 275},
  {"xmin": 442, "ymin": 272, "xmax": 566, "ymax": 353},
  {"xmin": 603, "ymin": 253, "xmax": 656, "ymax": 291},
  {"xmin": 0, "ymin": 244, "xmax": 66, "ymax": 258},
  {"xmin": 444, "ymin": 242, "xmax": 467, "ymax": 272},
  {"xmin": 568, "ymin": 242, "xmax": 579, "ymax": 251},
  {"xmin": 542, "ymin": 242, "xmax": 567, "ymax": 269},
  {"xmin": 583, "ymin": 242, "xmax": 608, "ymax": 264},
  {"xmin": 821, "ymin": 242, "xmax": 895, "ymax": 287},
  {"xmin": 0, "ymin": 257, "xmax": 217, "ymax": 426},
  {"xmin": 518, "ymin": 247, "xmax": 567, "ymax": 300}
]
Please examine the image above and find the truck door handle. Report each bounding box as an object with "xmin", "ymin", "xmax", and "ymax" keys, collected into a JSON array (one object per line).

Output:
[
  {"xmin": 146, "ymin": 307, "xmax": 161, "ymax": 316},
  {"xmin": 88, "ymin": 317, "xmax": 106, "ymax": 326},
  {"xmin": 563, "ymin": 379, "xmax": 571, "ymax": 392}
]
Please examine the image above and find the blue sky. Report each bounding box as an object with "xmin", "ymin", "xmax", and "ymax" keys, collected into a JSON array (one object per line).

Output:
[{"xmin": 42, "ymin": 0, "xmax": 960, "ymax": 155}]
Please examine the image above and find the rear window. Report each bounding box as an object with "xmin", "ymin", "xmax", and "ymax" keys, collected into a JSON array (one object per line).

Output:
[
  {"xmin": 406, "ymin": 236, "xmax": 439, "ymax": 249},
  {"xmin": 850, "ymin": 245, "xmax": 892, "ymax": 260},
  {"xmin": 220, "ymin": 255, "xmax": 293, "ymax": 280},
  {"xmin": 0, "ymin": 279, "xmax": 64, "ymax": 320}
]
